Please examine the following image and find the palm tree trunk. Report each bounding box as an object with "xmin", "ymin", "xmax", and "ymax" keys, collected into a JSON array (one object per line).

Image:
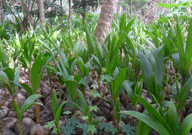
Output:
[
  {"xmin": 130, "ymin": 0, "xmax": 133, "ymax": 19},
  {"xmin": 68, "ymin": 0, "xmax": 72, "ymax": 31},
  {"xmin": 82, "ymin": 0, "xmax": 86, "ymax": 24},
  {"xmin": 39, "ymin": 0, "xmax": 46, "ymax": 31},
  {"xmin": 60, "ymin": 0, "xmax": 63, "ymax": 25},
  {"xmin": 0, "ymin": 0, "xmax": 3, "ymax": 24},
  {"xmin": 95, "ymin": 0, "xmax": 119, "ymax": 46}
]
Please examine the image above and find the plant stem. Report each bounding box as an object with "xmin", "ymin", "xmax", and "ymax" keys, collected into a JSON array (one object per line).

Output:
[
  {"xmin": 56, "ymin": 123, "xmax": 61, "ymax": 135},
  {"xmin": 101, "ymin": 84, "xmax": 106, "ymax": 108},
  {"xmin": 179, "ymin": 109, "xmax": 183, "ymax": 125},
  {"xmin": 24, "ymin": 69, "xmax": 27, "ymax": 83},
  {"xmin": 112, "ymin": 102, "xmax": 119, "ymax": 134},
  {"xmin": 18, "ymin": 121, "xmax": 22, "ymax": 135},
  {"xmin": 35, "ymin": 102, "xmax": 40, "ymax": 123},
  {"xmin": 131, "ymin": 106, "xmax": 136, "ymax": 126}
]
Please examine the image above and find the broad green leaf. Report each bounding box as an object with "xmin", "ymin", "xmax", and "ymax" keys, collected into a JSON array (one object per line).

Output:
[
  {"xmin": 120, "ymin": 13, "xmax": 126, "ymax": 31},
  {"xmin": 59, "ymin": 50, "xmax": 69, "ymax": 69},
  {"xmin": 165, "ymin": 100, "xmax": 179, "ymax": 135},
  {"xmin": 178, "ymin": 76, "xmax": 192, "ymax": 109},
  {"xmin": 65, "ymin": 74, "xmax": 80, "ymax": 102},
  {"xmin": 0, "ymin": 70, "xmax": 10, "ymax": 85},
  {"xmin": 55, "ymin": 101, "xmax": 66, "ymax": 124},
  {"xmin": 76, "ymin": 89, "xmax": 89, "ymax": 115},
  {"xmin": 137, "ymin": 110, "xmax": 152, "ymax": 135},
  {"xmin": 185, "ymin": 19, "xmax": 192, "ymax": 78},
  {"xmin": 114, "ymin": 68, "xmax": 126, "ymax": 96},
  {"xmin": 30, "ymin": 53, "xmax": 42, "ymax": 92},
  {"xmin": 124, "ymin": 19, "xmax": 135, "ymax": 35},
  {"xmin": 180, "ymin": 114, "xmax": 192, "ymax": 135},
  {"xmin": 138, "ymin": 97, "xmax": 173, "ymax": 134},
  {"xmin": 21, "ymin": 83, "xmax": 33, "ymax": 95},
  {"xmin": 157, "ymin": 3, "xmax": 173, "ymax": 9},
  {"xmin": 2, "ymin": 49, "xmax": 9, "ymax": 67},
  {"xmin": 140, "ymin": 53, "xmax": 154, "ymax": 93},
  {"xmin": 121, "ymin": 111, "xmax": 171, "ymax": 135},
  {"xmin": 143, "ymin": 37, "xmax": 156, "ymax": 50},
  {"xmin": 92, "ymin": 55, "xmax": 101, "ymax": 67},
  {"xmin": 3, "ymin": 68, "xmax": 14, "ymax": 81},
  {"xmin": 86, "ymin": 29, "xmax": 96, "ymax": 54},
  {"xmin": 14, "ymin": 67, "xmax": 20, "ymax": 85},
  {"xmin": 20, "ymin": 94, "xmax": 43, "ymax": 117},
  {"xmin": 76, "ymin": 58, "xmax": 85, "ymax": 77},
  {"xmin": 176, "ymin": 24, "xmax": 185, "ymax": 75},
  {"xmin": 52, "ymin": 90, "xmax": 59, "ymax": 117},
  {"xmin": 123, "ymin": 80, "xmax": 134, "ymax": 105}
]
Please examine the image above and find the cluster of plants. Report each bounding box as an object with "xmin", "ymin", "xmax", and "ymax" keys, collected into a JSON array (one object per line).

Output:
[{"xmin": 0, "ymin": 12, "xmax": 192, "ymax": 135}]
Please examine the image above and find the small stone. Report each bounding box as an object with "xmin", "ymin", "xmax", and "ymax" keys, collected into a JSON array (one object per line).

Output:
[
  {"xmin": 3, "ymin": 117, "xmax": 17, "ymax": 129},
  {"xmin": 136, "ymin": 104, "xmax": 142, "ymax": 112},
  {"xmin": 14, "ymin": 117, "xmax": 35, "ymax": 135},
  {"xmin": 15, "ymin": 93, "xmax": 26, "ymax": 109},
  {"xmin": 187, "ymin": 108, "xmax": 192, "ymax": 116},
  {"xmin": 30, "ymin": 123, "xmax": 48, "ymax": 135},
  {"xmin": 186, "ymin": 99, "xmax": 192, "ymax": 109},
  {"xmin": 1, "ymin": 128, "xmax": 16, "ymax": 135},
  {"xmin": 0, "ymin": 106, "xmax": 9, "ymax": 119}
]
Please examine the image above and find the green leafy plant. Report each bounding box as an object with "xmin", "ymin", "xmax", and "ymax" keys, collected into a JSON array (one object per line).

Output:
[
  {"xmin": 75, "ymin": 89, "xmax": 103, "ymax": 135},
  {"xmin": 122, "ymin": 124, "xmax": 136, "ymax": 135},
  {"xmin": 52, "ymin": 89, "xmax": 67, "ymax": 135},
  {"xmin": 12, "ymin": 94, "xmax": 43, "ymax": 135},
  {"xmin": 76, "ymin": 57, "xmax": 93, "ymax": 95},
  {"xmin": 108, "ymin": 68, "xmax": 126, "ymax": 133},
  {"xmin": 0, "ymin": 67, "xmax": 19, "ymax": 97},
  {"xmin": 172, "ymin": 75, "xmax": 192, "ymax": 123},
  {"xmin": 99, "ymin": 123, "xmax": 117, "ymax": 135},
  {"xmin": 140, "ymin": 45, "xmax": 165, "ymax": 102},
  {"xmin": 121, "ymin": 96, "xmax": 192, "ymax": 135},
  {"xmin": 123, "ymin": 80, "xmax": 142, "ymax": 125},
  {"xmin": 100, "ymin": 74, "xmax": 113, "ymax": 106},
  {"xmin": 172, "ymin": 20, "xmax": 192, "ymax": 86},
  {"xmin": 19, "ymin": 36, "xmax": 36, "ymax": 81}
]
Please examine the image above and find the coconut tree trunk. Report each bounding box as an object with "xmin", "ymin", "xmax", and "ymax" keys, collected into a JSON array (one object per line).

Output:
[
  {"xmin": 0, "ymin": 0, "xmax": 3, "ymax": 25},
  {"xmin": 130, "ymin": 0, "xmax": 132, "ymax": 19},
  {"xmin": 68, "ymin": 0, "xmax": 72, "ymax": 31},
  {"xmin": 60, "ymin": 0, "xmax": 63, "ymax": 25},
  {"xmin": 116, "ymin": 4, "xmax": 119, "ymax": 18},
  {"xmin": 82, "ymin": 0, "xmax": 86, "ymax": 24},
  {"xmin": 39, "ymin": 0, "xmax": 46, "ymax": 31},
  {"xmin": 95, "ymin": 0, "xmax": 119, "ymax": 46}
]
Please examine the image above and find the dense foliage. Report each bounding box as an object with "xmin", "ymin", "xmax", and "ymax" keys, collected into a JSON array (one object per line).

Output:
[{"xmin": 0, "ymin": 1, "xmax": 192, "ymax": 134}]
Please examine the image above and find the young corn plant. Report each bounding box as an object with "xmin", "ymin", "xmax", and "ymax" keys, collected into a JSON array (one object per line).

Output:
[
  {"xmin": 52, "ymin": 90, "xmax": 67, "ymax": 135},
  {"xmin": 12, "ymin": 94, "xmax": 43, "ymax": 135},
  {"xmin": 121, "ymin": 96, "xmax": 192, "ymax": 135}
]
